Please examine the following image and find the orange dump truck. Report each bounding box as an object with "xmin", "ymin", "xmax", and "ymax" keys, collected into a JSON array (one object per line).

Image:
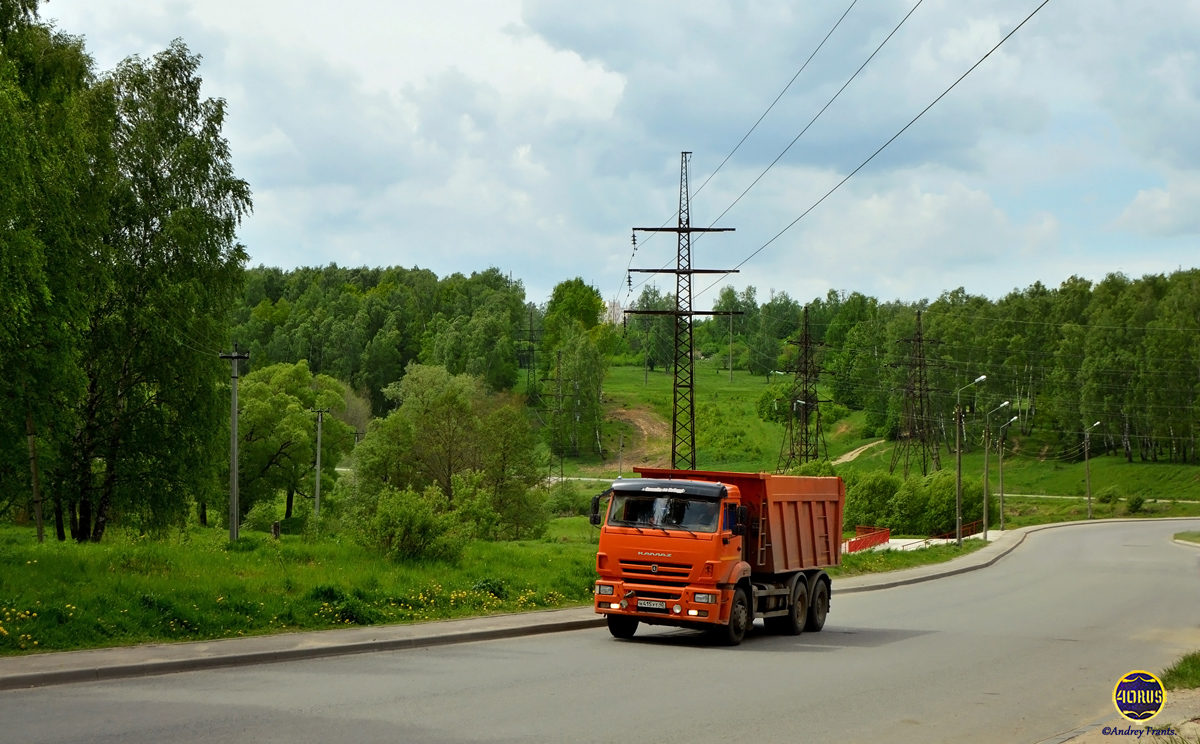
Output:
[{"xmin": 589, "ymin": 467, "xmax": 844, "ymax": 646}]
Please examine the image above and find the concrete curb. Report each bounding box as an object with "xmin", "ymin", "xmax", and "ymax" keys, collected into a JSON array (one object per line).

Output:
[
  {"xmin": 0, "ymin": 615, "xmax": 605, "ymax": 692},
  {"xmin": 4, "ymin": 517, "xmax": 1196, "ymax": 692}
]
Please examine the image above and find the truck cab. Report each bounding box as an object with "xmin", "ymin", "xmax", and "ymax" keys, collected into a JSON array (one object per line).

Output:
[{"xmin": 591, "ymin": 469, "xmax": 843, "ymax": 646}]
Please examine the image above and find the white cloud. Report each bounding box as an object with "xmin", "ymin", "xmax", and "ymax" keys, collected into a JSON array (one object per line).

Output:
[
  {"xmin": 1117, "ymin": 174, "xmax": 1200, "ymax": 236},
  {"xmin": 40, "ymin": 0, "xmax": 1200, "ymax": 303}
]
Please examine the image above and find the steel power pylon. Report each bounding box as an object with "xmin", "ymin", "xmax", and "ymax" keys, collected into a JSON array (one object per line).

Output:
[
  {"xmin": 625, "ymin": 152, "xmax": 739, "ymax": 470},
  {"xmin": 778, "ymin": 305, "xmax": 827, "ymax": 473},
  {"xmin": 889, "ymin": 310, "xmax": 942, "ymax": 478}
]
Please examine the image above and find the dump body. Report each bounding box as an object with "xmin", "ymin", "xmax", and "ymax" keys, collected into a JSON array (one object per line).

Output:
[
  {"xmin": 593, "ymin": 467, "xmax": 845, "ymax": 644},
  {"xmin": 635, "ymin": 468, "xmax": 844, "ymax": 573}
]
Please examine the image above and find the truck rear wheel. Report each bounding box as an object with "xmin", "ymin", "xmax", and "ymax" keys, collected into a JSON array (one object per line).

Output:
[
  {"xmin": 805, "ymin": 579, "xmax": 828, "ymax": 632},
  {"xmin": 766, "ymin": 580, "xmax": 808, "ymax": 636},
  {"xmin": 715, "ymin": 587, "xmax": 750, "ymax": 646},
  {"xmin": 607, "ymin": 614, "xmax": 639, "ymax": 639}
]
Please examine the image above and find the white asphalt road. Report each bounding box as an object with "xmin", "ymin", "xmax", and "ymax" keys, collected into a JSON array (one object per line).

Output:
[{"xmin": 3, "ymin": 519, "xmax": 1198, "ymax": 744}]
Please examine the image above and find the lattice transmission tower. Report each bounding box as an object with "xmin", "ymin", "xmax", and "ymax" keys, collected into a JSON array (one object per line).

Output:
[
  {"xmin": 625, "ymin": 152, "xmax": 739, "ymax": 470},
  {"xmin": 889, "ymin": 310, "xmax": 942, "ymax": 478},
  {"xmin": 777, "ymin": 305, "xmax": 827, "ymax": 473}
]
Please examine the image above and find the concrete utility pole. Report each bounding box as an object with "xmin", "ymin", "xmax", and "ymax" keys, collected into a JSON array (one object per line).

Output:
[
  {"xmin": 313, "ymin": 408, "xmax": 330, "ymax": 517},
  {"xmin": 729, "ymin": 312, "xmax": 734, "ymax": 384},
  {"xmin": 998, "ymin": 415, "xmax": 1017, "ymax": 531},
  {"xmin": 955, "ymin": 375, "xmax": 986, "ymax": 547},
  {"xmin": 220, "ymin": 345, "xmax": 250, "ymax": 541},
  {"xmin": 983, "ymin": 400, "xmax": 1010, "ymax": 541},
  {"xmin": 1084, "ymin": 421, "xmax": 1100, "ymax": 519}
]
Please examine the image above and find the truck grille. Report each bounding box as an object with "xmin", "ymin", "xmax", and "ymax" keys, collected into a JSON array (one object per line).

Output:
[{"xmin": 619, "ymin": 560, "xmax": 693, "ymax": 588}]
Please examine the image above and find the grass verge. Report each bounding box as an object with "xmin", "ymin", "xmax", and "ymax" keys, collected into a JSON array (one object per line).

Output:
[
  {"xmin": 828, "ymin": 539, "xmax": 988, "ymax": 579},
  {"xmin": 0, "ymin": 523, "xmax": 597, "ymax": 656},
  {"xmin": 0, "ymin": 516, "xmax": 996, "ymax": 656},
  {"xmin": 1163, "ymin": 650, "xmax": 1200, "ymax": 690},
  {"xmin": 998, "ymin": 495, "xmax": 1200, "ymax": 529},
  {"xmin": 1175, "ymin": 532, "xmax": 1200, "ymax": 546}
]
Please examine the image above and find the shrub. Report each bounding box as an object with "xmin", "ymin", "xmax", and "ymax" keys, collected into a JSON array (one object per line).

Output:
[
  {"xmin": 456, "ymin": 470, "xmax": 550, "ymax": 541},
  {"xmin": 242, "ymin": 501, "xmax": 279, "ymax": 533},
  {"xmin": 820, "ymin": 402, "xmax": 850, "ymax": 427},
  {"xmin": 544, "ymin": 480, "xmax": 589, "ymax": 517},
  {"xmin": 881, "ymin": 470, "xmax": 989, "ymax": 536},
  {"xmin": 1126, "ymin": 495, "xmax": 1145, "ymax": 514},
  {"xmin": 361, "ymin": 485, "xmax": 467, "ymax": 562},
  {"xmin": 1095, "ymin": 485, "xmax": 1120, "ymax": 505},
  {"xmin": 844, "ymin": 471, "xmax": 902, "ymax": 529},
  {"xmin": 791, "ymin": 460, "xmax": 837, "ymax": 477}
]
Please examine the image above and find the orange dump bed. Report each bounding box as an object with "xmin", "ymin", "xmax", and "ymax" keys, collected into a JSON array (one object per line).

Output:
[{"xmin": 634, "ymin": 468, "xmax": 844, "ymax": 573}]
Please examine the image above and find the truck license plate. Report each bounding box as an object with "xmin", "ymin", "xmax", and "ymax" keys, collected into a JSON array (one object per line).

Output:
[{"xmin": 637, "ymin": 599, "xmax": 666, "ymax": 610}]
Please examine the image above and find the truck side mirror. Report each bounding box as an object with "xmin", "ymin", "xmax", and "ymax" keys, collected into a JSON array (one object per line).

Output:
[
  {"xmin": 732, "ymin": 524, "xmax": 745, "ymax": 536},
  {"xmin": 737, "ymin": 505, "xmax": 749, "ymax": 526},
  {"xmin": 590, "ymin": 494, "xmax": 602, "ymax": 526}
]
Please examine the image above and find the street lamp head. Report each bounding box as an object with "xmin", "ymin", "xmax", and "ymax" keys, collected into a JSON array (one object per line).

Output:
[
  {"xmin": 1008, "ymin": 415, "xmax": 1018, "ymax": 424},
  {"xmin": 975, "ymin": 375, "xmax": 987, "ymax": 383},
  {"xmin": 1093, "ymin": 421, "xmax": 1101, "ymax": 428},
  {"xmin": 1000, "ymin": 400, "xmax": 1010, "ymax": 408}
]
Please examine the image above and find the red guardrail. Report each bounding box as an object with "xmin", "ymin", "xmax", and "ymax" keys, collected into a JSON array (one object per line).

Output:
[{"xmin": 843, "ymin": 527, "xmax": 890, "ymax": 554}]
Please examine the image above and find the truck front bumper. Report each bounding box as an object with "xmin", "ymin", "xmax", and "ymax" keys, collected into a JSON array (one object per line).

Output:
[{"xmin": 594, "ymin": 581, "xmax": 728, "ymax": 626}]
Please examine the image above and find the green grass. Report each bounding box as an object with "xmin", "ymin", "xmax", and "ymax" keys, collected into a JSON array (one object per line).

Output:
[
  {"xmin": 997, "ymin": 495, "xmax": 1200, "ymax": 529},
  {"xmin": 0, "ymin": 523, "xmax": 598, "ymax": 656},
  {"xmin": 1176, "ymin": 532, "xmax": 1200, "ymax": 545},
  {"xmin": 828, "ymin": 539, "xmax": 988, "ymax": 578},
  {"xmin": 582, "ymin": 361, "xmax": 871, "ymax": 477},
  {"xmin": 1163, "ymin": 650, "xmax": 1200, "ymax": 690},
  {"xmin": 839, "ymin": 436, "xmax": 1200, "ymax": 501},
  {"xmin": 0, "ymin": 511, "xmax": 999, "ymax": 655}
]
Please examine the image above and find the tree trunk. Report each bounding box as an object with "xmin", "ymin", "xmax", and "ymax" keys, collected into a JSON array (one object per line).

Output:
[
  {"xmin": 199, "ymin": 501, "xmax": 207, "ymax": 527},
  {"xmin": 54, "ymin": 497, "xmax": 66, "ymax": 542},
  {"xmin": 68, "ymin": 499, "xmax": 80, "ymax": 541},
  {"xmin": 93, "ymin": 359, "xmax": 131, "ymax": 542},
  {"xmin": 77, "ymin": 497, "xmax": 92, "ymax": 542},
  {"xmin": 286, "ymin": 487, "xmax": 294, "ymax": 519}
]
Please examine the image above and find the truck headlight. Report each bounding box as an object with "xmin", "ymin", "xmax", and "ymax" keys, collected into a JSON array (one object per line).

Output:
[
  {"xmin": 596, "ymin": 584, "xmax": 614, "ymax": 595},
  {"xmin": 693, "ymin": 592, "xmax": 717, "ymax": 604}
]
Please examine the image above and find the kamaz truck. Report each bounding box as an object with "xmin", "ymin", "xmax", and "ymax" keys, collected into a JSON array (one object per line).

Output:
[{"xmin": 590, "ymin": 467, "xmax": 844, "ymax": 646}]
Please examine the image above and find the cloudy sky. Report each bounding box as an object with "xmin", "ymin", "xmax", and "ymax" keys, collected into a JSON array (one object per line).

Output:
[{"xmin": 44, "ymin": 0, "xmax": 1200, "ymax": 307}]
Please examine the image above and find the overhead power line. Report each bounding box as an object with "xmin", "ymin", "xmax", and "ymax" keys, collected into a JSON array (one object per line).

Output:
[
  {"xmin": 696, "ymin": 0, "xmax": 926, "ymax": 235},
  {"xmin": 619, "ymin": 0, "xmax": 862, "ymax": 301},
  {"xmin": 696, "ymin": 0, "xmax": 1054, "ymax": 301}
]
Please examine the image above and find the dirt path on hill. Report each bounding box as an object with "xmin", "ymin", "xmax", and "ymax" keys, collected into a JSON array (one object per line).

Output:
[
  {"xmin": 832, "ymin": 439, "xmax": 885, "ymax": 465},
  {"xmin": 584, "ymin": 407, "xmax": 671, "ymax": 473}
]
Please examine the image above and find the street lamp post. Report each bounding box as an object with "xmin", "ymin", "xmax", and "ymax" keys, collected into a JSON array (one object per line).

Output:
[
  {"xmin": 955, "ymin": 375, "xmax": 986, "ymax": 547},
  {"xmin": 998, "ymin": 415, "xmax": 1018, "ymax": 531},
  {"xmin": 1084, "ymin": 421, "xmax": 1101, "ymax": 519},
  {"xmin": 983, "ymin": 400, "xmax": 1010, "ymax": 541}
]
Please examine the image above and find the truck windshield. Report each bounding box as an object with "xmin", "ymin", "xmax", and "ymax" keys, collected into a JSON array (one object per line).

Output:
[{"xmin": 607, "ymin": 494, "xmax": 720, "ymax": 533}]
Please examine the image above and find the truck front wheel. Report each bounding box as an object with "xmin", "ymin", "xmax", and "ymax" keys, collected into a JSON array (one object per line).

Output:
[
  {"xmin": 607, "ymin": 614, "xmax": 639, "ymax": 639},
  {"xmin": 805, "ymin": 580, "xmax": 828, "ymax": 632},
  {"xmin": 715, "ymin": 587, "xmax": 750, "ymax": 646}
]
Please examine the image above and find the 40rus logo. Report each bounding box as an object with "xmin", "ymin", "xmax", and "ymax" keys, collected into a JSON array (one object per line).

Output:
[{"xmin": 1112, "ymin": 670, "xmax": 1165, "ymax": 722}]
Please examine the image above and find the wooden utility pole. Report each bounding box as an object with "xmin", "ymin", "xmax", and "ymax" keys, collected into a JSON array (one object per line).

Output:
[{"xmin": 220, "ymin": 345, "xmax": 250, "ymax": 540}]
